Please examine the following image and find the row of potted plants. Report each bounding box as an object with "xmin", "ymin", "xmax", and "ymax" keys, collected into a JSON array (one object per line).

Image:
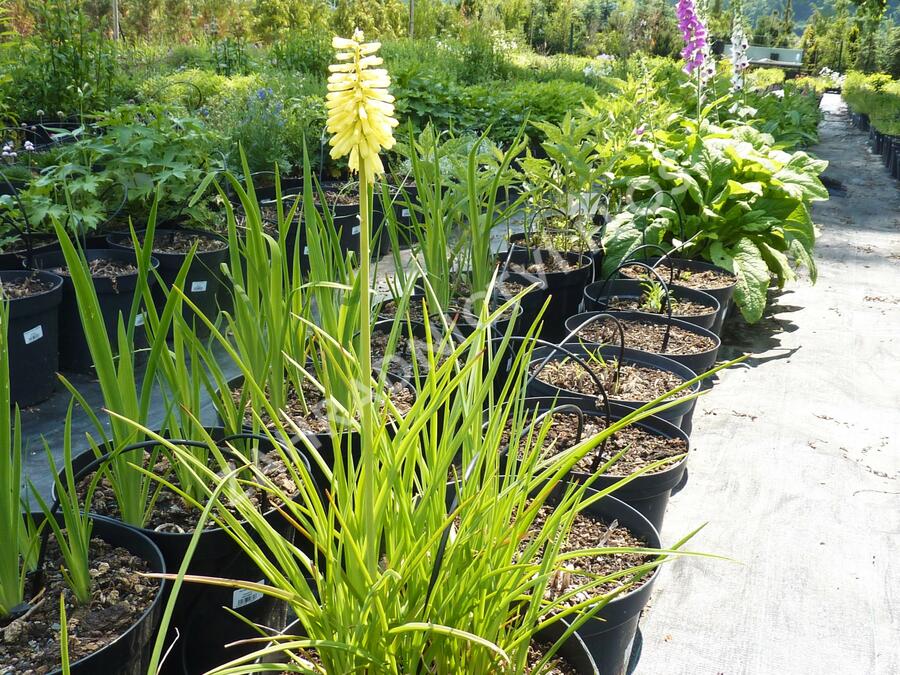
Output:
[
  {"xmin": 843, "ymin": 71, "xmax": 900, "ymax": 181},
  {"xmin": 0, "ymin": 130, "xmax": 747, "ymax": 675},
  {"xmin": 0, "ymin": 32, "xmax": 832, "ymax": 675}
]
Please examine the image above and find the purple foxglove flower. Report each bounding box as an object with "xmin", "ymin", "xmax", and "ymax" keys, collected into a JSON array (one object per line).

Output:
[{"xmin": 677, "ymin": 0, "xmax": 709, "ymax": 76}]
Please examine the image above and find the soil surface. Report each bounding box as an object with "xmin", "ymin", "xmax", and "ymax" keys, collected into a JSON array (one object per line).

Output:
[
  {"xmin": 504, "ymin": 256, "xmax": 584, "ymax": 275},
  {"xmin": 372, "ymin": 326, "xmax": 452, "ymax": 379},
  {"xmin": 82, "ymin": 448, "xmax": 296, "ymax": 533},
  {"xmin": 316, "ymin": 186, "xmax": 358, "ymax": 206},
  {"xmin": 51, "ymin": 258, "xmax": 138, "ymax": 279},
  {"xmin": 0, "ymin": 274, "xmax": 56, "ymax": 299},
  {"xmin": 377, "ymin": 297, "xmax": 429, "ymax": 323},
  {"xmin": 574, "ymin": 317, "xmax": 717, "ymax": 356},
  {"xmin": 509, "ymin": 412, "xmax": 687, "ymax": 476},
  {"xmin": 522, "ymin": 504, "xmax": 653, "ymax": 604},
  {"xmin": 521, "ymin": 641, "xmax": 580, "ymax": 675},
  {"xmin": 532, "ymin": 356, "xmax": 688, "ymax": 402},
  {"xmin": 606, "ymin": 294, "xmax": 714, "ymax": 317},
  {"xmin": 112, "ymin": 230, "xmax": 226, "ymax": 255},
  {"xmin": 234, "ymin": 377, "xmax": 415, "ymax": 435},
  {"xmin": 619, "ymin": 262, "xmax": 735, "ymax": 291},
  {"xmin": 0, "ymin": 235, "xmax": 57, "ymax": 255},
  {"xmin": 0, "ymin": 538, "xmax": 159, "ymax": 674}
]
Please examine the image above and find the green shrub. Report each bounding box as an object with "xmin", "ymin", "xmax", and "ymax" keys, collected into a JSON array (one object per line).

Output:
[{"xmin": 747, "ymin": 68, "xmax": 786, "ymax": 91}]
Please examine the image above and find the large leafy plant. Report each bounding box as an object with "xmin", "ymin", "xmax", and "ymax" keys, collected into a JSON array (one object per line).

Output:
[
  {"xmin": 11, "ymin": 104, "xmax": 221, "ymax": 234},
  {"xmin": 604, "ymin": 119, "xmax": 828, "ymax": 323}
]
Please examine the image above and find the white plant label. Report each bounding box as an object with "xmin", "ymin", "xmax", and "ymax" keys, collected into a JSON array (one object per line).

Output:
[
  {"xmin": 190, "ymin": 280, "xmax": 208, "ymax": 293},
  {"xmin": 352, "ymin": 224, "xmax": 361, "ymax": 235},
  {"xmin": 23, "ymin": 325, "xmax": 43, "ymax": 345},
  {"xmin": 135, "ymin": 314, "xmax": 145, "ymax": 327},
  {"xmin": 303, "ymin": 246, "xmax": 309, "ymax": 255},
  {"xmin": 401, "ymin": 208, "xmax": 410, "ymax": 217},
  {"xmin": 232, "ymin": 580, "xmax": 265, "ymax": 609}
]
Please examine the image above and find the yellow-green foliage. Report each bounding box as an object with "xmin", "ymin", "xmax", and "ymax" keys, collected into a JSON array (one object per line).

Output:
[
  {"xmin": 138, "ymin": 70, "xmax": 264, "ymax": 110},
  {"xmin": 747, "ymin": 68, "xmax": 786, "ymax": 90},
  {"xmin": 843, "ymin": 71, "xmax": 900, "ymax": 135}
]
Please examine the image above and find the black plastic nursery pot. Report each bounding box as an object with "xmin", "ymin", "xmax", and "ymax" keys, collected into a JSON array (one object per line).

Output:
[
  {"xmin": 507, "ymin": 230, "xmax": 604, "ymax": 282},
  {"xmin": 32, "ymin": 249, "xmax": 160, "ymax": 373},
  {"xmin": 564, "ymin": 310, "xmax": 721, "ymax": 378},
  {"xmin": 566, "ymin": 489, "xmax": 661, "ymax": 674},
  {"xmin": 521, "ymin": 397, "xmax": 689, "ymax": 532},
  {"xmin": 499, "ymin": 249, "xmax": 594, "ymax": 342},
  {"xmin": 583, "ymin": 278, "xmax": 719, "ymax": 331},
  {"xmin": 65, "ymin": 431, "xmax": 301, "ymax": 675},
  {"xmin": 45, "ymin": 516, "xmax": 166, "ymax": 675},
  {"xmin": 891, "ymin": 139, "xmax": 900, "ymax": 180},
  {"xmin": 107, "ymin": 229, "xmax": 230, "ymax": 335},
  {"xmin": 527, "ymin": 343, "xmax": 699, "ymax": 430},
  {"xmin": 442, "ymin": 301, "xmax": 525, "ymax": 342},
  {"xmin": 0, "ymin": 236, "xmax": 59, "ymax": 270},
  {"xmin": 0, "ymin": 270, "xmax": 63, "ymax": 405},
  {"xmin": 617, "ymin": 256, "xmax": 736, "ymax": 336}
]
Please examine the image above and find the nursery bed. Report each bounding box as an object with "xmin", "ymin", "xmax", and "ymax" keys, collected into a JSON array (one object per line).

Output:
[
  {"xmin": 634, "ymin": 94, "xmax": 900, "ymax": 674},
  {"xmin": 14, "ymin": 95, "xmax": 900, "ymax": 675}
]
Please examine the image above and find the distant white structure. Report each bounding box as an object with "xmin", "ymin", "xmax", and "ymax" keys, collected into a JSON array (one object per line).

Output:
[{"xmin": 724, "ymin": 44, "xmax": 803, "ymax": 70}]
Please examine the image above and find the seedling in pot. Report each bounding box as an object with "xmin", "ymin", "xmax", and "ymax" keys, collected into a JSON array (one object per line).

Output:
[{"xmin": 640, "ymin": 279, "xmax": 667, "ymax": 314}]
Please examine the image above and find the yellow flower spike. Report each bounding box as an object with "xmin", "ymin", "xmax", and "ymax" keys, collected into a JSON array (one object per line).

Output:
[
  {"xmin": 325, "ymin": 26, "xmax": 399, "ymax": 579},
  {"xmin": 325, "ymin": 30, "xmax": 397, "ymax": 182}
]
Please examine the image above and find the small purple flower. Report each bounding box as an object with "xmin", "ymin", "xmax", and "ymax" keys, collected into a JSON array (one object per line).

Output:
[
  {"xmin": 24, "ymin": 141, "xmax": 34, "ymax": 152},
  {"xmin": 257, "ymin": 88, "xmax": 267, "ymax": 100},
  {"xmin": 635, "ymin": 124, "xmax": 647, "ymax": 137}
]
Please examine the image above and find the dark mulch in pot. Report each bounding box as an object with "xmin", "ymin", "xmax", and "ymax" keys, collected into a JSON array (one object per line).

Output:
[
  {"xmin": 317, "ymin": 188, "xmax": 358, "ymax": 206},
  {"xmin": 0, "ymin": 538, "xmax": 159, "ymax": 674},
  {"xmin": 378, "ymin": 299, "xmax": 428, "ymax": 323},
  {"xmin": 504, "ymin": 257, "xmax": 582, "ymax": 275},
  {"xmin": 574, "ymin": 318, "xmax": 716, "ymax": 356},
  {"xmin": 51, "ymin": 258, "xmax": 138, "ymax": 279},
  {"xmin": 532, "ymin": 357, "xmax": 688, "ymax": 402},
  {"xmin": 112, "ymin": 230, "xmax": 226, "ymax": 255},
  {"xmin": 524, "ymin": 505, "xmax": 653, "ymax": 604},
  {"xmin": 0, "ymin": 273, "xmax": 56, "ymax": 299},
  {"xmin": 0, "ymin": 235, "xmax": 57, "ymax": 255},
  {"xmin": 82, "ymin": 450, "xmax": 296, "ymax": 533},
  {"xmin": 620, "ymin": 263, "xmax": 735, "ymax": 291},
  {"xmin": 522, "ymin": 641, "xmax": 580, "ymax": 675},
  {"xmin": 606, "ymin": 295, "xmax": 712, "ymax": 317},
  {"xmin": 372, "ymin": 328, "xmax": 451, "ymax": 378},
  {"xmin": 508, "ymin": 412, "xmax": 687, "ymax": 476},
  {"xmin": 232, "ymin": 378, "xmax": 416, "ymax": 435}
]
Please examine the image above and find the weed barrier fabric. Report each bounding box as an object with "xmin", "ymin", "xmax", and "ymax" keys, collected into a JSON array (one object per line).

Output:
[{"xmin": 632, "ymin": 94, "xmax": 900, "ymax": 674}]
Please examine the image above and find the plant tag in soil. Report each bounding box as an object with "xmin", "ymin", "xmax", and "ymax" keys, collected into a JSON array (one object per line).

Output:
[
  {"xmin": 402, "ymin": 208, "xmax": 410, "ymax": 217},
  {"xmin": 23, "ymin": 325, "xmax": 43, "ymax": 344},
  {"xmin": 303, "ymin": 246, "xmax": 309, "ymax": 255},
  {"xmin": 190, "ymin": 280, "xmax": 208, "ymax": 293},
  {"xmin": 232, "ymin": 580, "xmax": 265, "ymax": 609},
  {"xmin": 135, "ymin": 313, "xmax": 145, "ymax": 327},
  {"xmin": 352, "ymin": 224, "xmax": 361, "ymax": 235}
]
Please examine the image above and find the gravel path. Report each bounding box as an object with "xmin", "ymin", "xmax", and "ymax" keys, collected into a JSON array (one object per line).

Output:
[{"xmin": 634, "ymin": 94, "xmax": 900, "ymax": 674}]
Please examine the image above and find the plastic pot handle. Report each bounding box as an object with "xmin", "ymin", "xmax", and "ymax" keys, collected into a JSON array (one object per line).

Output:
[{"xmin": 598, "ymin": 260, "xmax": 674, "ymax": 352}]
